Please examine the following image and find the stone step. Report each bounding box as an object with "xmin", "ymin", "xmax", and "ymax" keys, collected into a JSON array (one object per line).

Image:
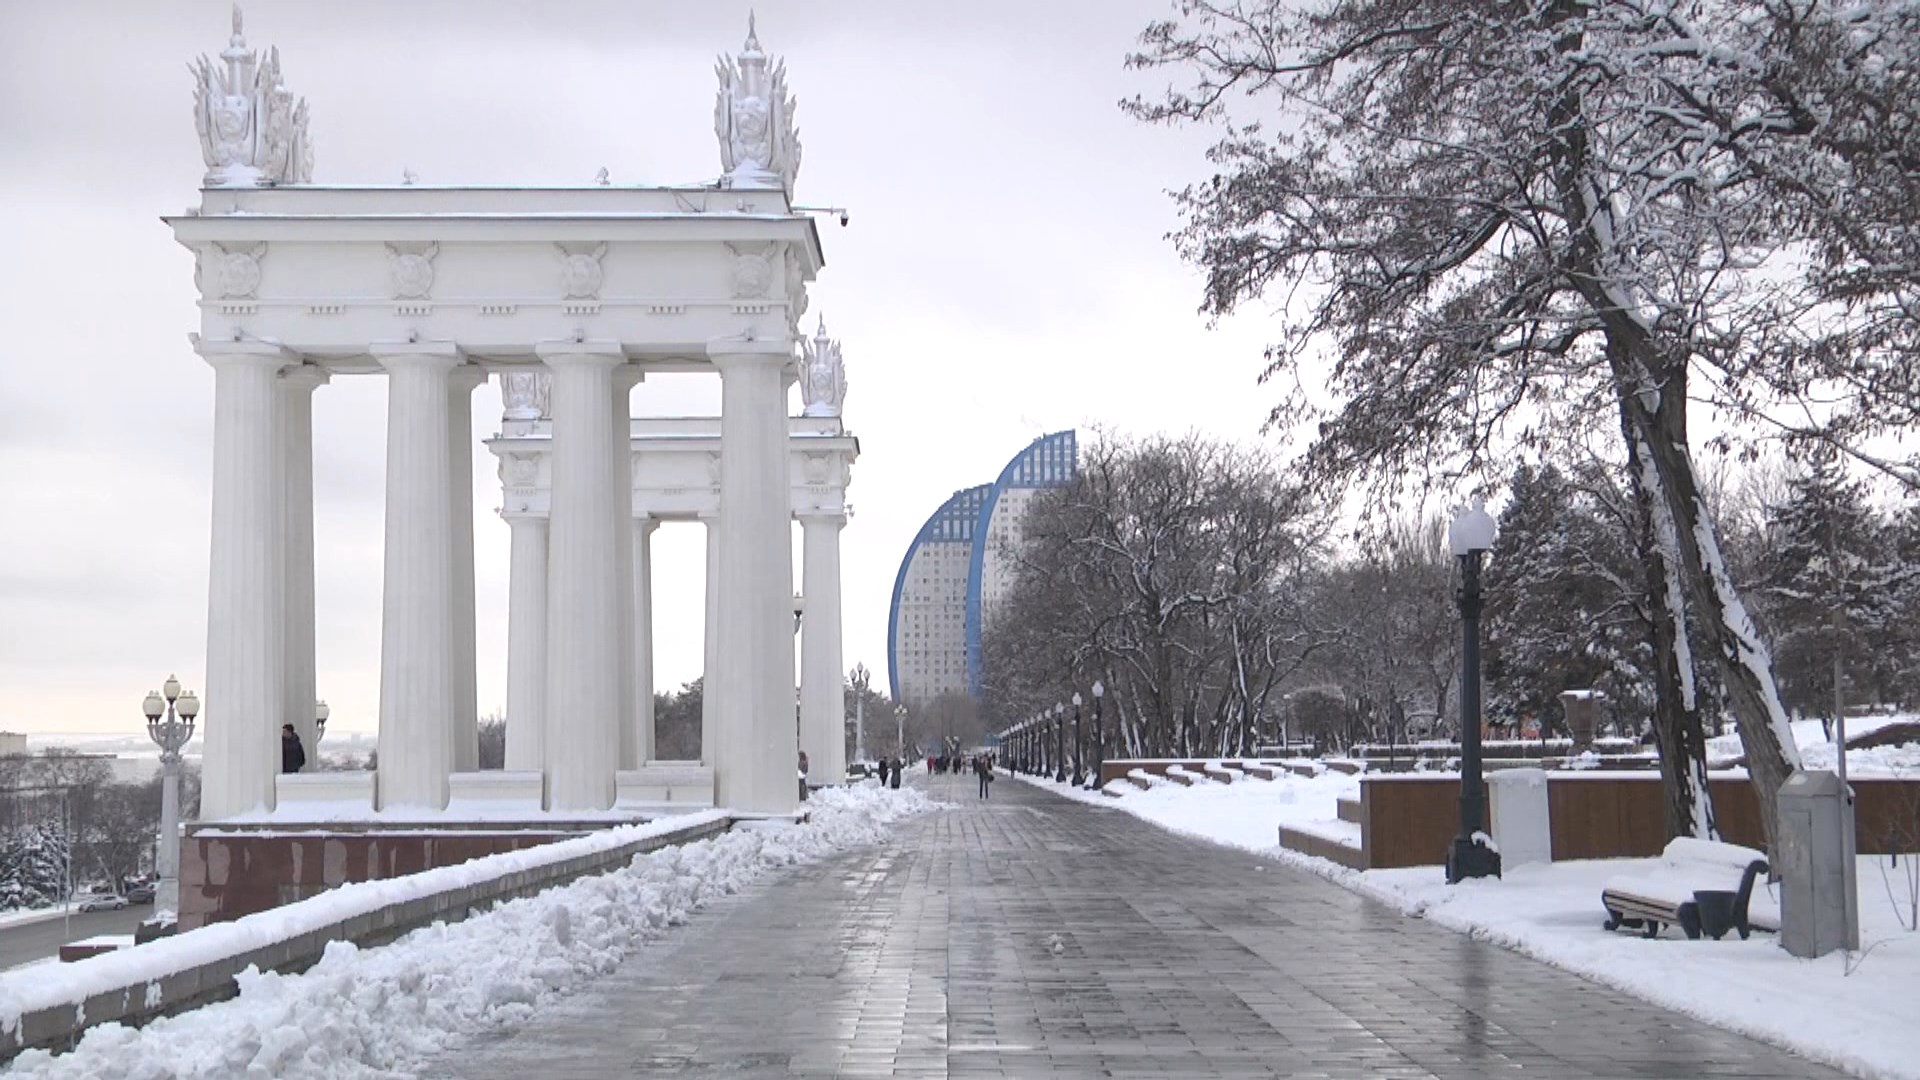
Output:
[
  {"xmin": 1337, "ymin": 797, "xmax": 1362, "ymax": 825},
  {"xmin": 1276, "ymin": 825, "xmax": 1367, "ymax": 871}
]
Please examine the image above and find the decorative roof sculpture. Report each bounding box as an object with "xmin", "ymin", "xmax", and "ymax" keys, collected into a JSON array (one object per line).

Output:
[
  {"xmin": 714, "ymin": 14, "xmax": 802, "ymax": 195},
  {"xmin": 798, "ymin": 316, "xmax": 847, "ymax": 419},
  {"xmin": 191, "ymin": 6, "xmax": 313, "ymax": 187}
]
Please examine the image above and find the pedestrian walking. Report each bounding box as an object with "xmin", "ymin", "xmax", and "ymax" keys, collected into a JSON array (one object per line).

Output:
[
  {"xmin": 889, "ymin": 756, "xmax": 902, "ymax": 789},
  {"xmin": 974, "ymin": 753, "xmax": 993, "ymax": 799}
]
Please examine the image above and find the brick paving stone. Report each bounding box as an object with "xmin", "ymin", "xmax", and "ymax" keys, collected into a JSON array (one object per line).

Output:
[{"xmin": 425, "ymin": 775, "xmax": 1847, "ymax": 1079}]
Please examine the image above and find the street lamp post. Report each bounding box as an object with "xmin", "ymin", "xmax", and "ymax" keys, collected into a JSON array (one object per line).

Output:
[
  {"xmin": 851, "ymin": 663, "xmax": 870, "ymax": 765},
  {"xmin": 1091, "ymin": 681, "xmax": 1106, "ymax": 789},
  {"xmin": 894, "ymin": 703, "xmax": 906, "ymax": 758},
  {"xmin": 1054, "ymin": 703, "xmax": 1068, "ymax": 784},
  {"xmin": 1071, "ymin": 692, "xmax": 1085, "ymax": 787},
  {"xmin": 1446, "ymin": 501, "xmax": 1502, "ymax": 884},
  {"xmin": 142, "ymin": 675, "xmax": 199, "ymax": 919}
]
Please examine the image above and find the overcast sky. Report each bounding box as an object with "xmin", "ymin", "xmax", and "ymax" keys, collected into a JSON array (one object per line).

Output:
[{"xmin": 0, "ymin": 0, "xmax": 1291, "ymax": 736}]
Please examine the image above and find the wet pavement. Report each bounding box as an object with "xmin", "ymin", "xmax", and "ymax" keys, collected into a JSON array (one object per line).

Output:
[{"xmin": 426, "ymin": 774, "xmax": 1843, "ymax": 1078}]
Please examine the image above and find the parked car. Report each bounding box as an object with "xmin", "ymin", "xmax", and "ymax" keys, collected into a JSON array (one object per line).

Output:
[
  {"xmin": 77, "ymin": 893, "xmax": 130, "ymax": 913},
  {"xmin": 125, "ymin": 883, "xmax": 156, "ymax": 904}
]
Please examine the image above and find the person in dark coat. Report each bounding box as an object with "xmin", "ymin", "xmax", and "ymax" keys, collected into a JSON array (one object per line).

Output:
[
  {"xmin": 281, "ymin": 723, "xmax": 307, "ymax": 774},
  {"xmin": 974, "ymin": 753, "xmax": 994, "ymax": 799},
  {"xmin": 889, "ymin": 756, "xmax": 902, "ymax": 789}
]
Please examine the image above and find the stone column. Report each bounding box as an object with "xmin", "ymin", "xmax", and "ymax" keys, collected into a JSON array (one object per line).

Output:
[
  {"xmin": 699, "ymin": 509, "xmax": 721, "ymax": 766},
  {"xmin": 279, "ymin": 364, "xmax": 327, "ymax": 763},
  {"xmin": 540, "ymin": 342, "xmax": 625, "ymax": 811},
  {"xmin": 449, "ymin": 365, "xmax": 486, "ymax": 773},
  {"xmin": 634, "ymin": 516, "xmax": 660, "ymax": 762},
  {"xmin": 611, "ymin": 369, "xmax": 641, "ymax": 771},
  {"xmin": 502, "ymin": 512, "xmax": 548, "ymax": 776},
  {"xmin": 711, "ymin": 341, "xmax": 799, "ymax": 814},
  {"xmin": 372, "ymin": 343, "xmax": 461, "ymax": 811},
  {"xmin": 198, "ymin": 341, "xmax": 291, "ymax": 819},
  {"xmin": 800, "ymin": 512, "xmax": 847, "ymax": 788}
]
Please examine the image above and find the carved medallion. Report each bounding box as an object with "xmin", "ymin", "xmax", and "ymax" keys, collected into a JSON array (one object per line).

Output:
[
  {"xmin": 727, "ymin": 243, "xmax": 775, "ymax": 299},
  {"xmin": 201, "ymin": 242, "xmax": 267, "ymax": 299},
  {"xmin": 556, "ymin": 241, "xmax": 608, "ymax": 300},
  {"xmin": 387, "ymin": 242, "xmax": 438, "ymax": 300}
]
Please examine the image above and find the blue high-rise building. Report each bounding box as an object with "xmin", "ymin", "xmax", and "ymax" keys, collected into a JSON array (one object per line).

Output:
[{"xmin": 887, "ymin": 431, "xmax": 1077, "ymax": 705}]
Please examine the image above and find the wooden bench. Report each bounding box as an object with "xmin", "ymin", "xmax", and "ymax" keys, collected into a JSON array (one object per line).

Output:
[{"xmin": 1601, "ymin": 837, "xmax": 1770, "ymax": 940}]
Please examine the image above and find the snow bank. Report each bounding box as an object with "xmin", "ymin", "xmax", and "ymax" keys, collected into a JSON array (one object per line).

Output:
[
  {"xmin": 2, "ymin": 786, "xmax": 929, "ymax": 1079},
  {"xmin": 1054, "ymin": 765, "xmax": 1920, "ymax": 1079}
]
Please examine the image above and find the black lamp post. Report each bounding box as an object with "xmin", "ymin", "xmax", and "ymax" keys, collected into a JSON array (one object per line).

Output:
[
  {"xmin": 1053, "ymin": 703, "xmax": 1067, "ymax": 783},
  {"xmin": 1091, "ymin": 680, "xmax": 1106, "ymax": 789},
  {"xmin": 1446, "ymin": 500, "xmax": 1502, "ymax": 884},
  {"xmin": 1071, "ymin": 692, "xmax": 1085, "ymax": 786}
]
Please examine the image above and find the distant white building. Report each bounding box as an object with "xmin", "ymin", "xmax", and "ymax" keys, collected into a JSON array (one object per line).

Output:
[
  {"xmin": 0, "ymin": 731, "xmax": 25, "ymax": 757},
  {"xmin": 888, "ymin": 431, "xmax": 1077, "ymax": 707}
]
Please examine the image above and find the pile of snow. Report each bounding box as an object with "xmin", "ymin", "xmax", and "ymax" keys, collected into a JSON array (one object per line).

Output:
[
  {"xmin": 1709, "ymin": 713, "xmax": 1919, "ymax": 774},
  {"xmin": 1037, "ymin": 763, "xmax": 1920, "ymax": 1079},
  {"xmin": 1015, "ymin": 764, "xmax": 1361, "ymax": 851},
  {"xmin": 2, "ymin": 785, "xmax": 929, "ymax": 1080}
]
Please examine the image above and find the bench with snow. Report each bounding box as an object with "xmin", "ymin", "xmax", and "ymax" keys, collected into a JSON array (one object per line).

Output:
[{"xmin": 1601, "ymin": 837, "xmax": 1770, "ymax": 940}]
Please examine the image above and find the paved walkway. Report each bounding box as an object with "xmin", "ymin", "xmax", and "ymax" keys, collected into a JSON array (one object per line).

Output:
[{"xmin": 427, "ymin": 775, "xmax": 1844, "ymax": 1079}]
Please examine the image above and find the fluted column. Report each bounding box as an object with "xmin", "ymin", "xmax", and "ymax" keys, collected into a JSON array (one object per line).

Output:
[
  {"xmin": 540, "ymin": 342, "xmax": 625, "ymax": 811},
  {"xmin": 712, "ymin": 341, "xmax": 799, "ymax": 814},
  {"xmin": 199, "ymin": 341, "xmax": 291, "ymax": 819},
  {"xmin": 800, "ymin": 512, "xmax": 847, "ymax": 789},
  {"xmin": 449, "ymin": 364, "xmax": 485, "ymax": 774},
  {"xmin": 700, "ymin": 508, "xmax": 721, "ymax": 766},
  {"xmin": 502, "ymin": 512, "xmax": 549, "ymax": 777},
  {"xmin": 634, "ymin": 516, "xmax": 660, "ymax": 763},
  {"xmin": 279, "ymin": 364, "xmax": 327, "ymax": 763},
  {"xmin": 372, "ymin": 343, "xmax": 461, "ymax": 811},
  {"xmin": 612, "ymin": 368, "xmax": 641, "ymax": 771}
]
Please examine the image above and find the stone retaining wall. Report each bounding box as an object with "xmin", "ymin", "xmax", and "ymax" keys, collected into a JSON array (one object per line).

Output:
[{"xmin": 0, "ymin": 815, "xmax": 731, "ymax": 1063}]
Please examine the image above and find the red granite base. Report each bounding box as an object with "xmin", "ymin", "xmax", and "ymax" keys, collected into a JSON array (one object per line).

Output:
[{"xmin": 176, "ymin": 824, "xmax": 592, "ymax": 931}]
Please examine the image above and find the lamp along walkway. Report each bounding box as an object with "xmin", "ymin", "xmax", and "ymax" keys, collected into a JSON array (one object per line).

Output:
[{"xmin": 427, "ymin": 774, "xmax": 1846, "ymax": 1079}]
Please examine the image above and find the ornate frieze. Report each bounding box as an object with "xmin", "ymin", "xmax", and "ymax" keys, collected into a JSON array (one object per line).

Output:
[
  {"xmin": 714, "ymin": 15, "xmax": 802, "ymax": 194},
  {"xmin": 191, "ymin": 6, "xmax": 313, "ymax": 188}
]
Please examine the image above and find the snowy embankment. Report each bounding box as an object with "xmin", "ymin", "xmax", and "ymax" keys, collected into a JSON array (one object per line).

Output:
[
  {"xmin": 1018, "ymin": 746, "xmax": 1920, "ymax": 1080},
  {"xmin": 1, "ymin": 786, "xmax": 929, "ymax": 1080}
]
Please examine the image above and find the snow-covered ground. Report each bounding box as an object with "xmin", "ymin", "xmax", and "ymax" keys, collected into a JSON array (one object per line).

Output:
[
  {"xmin": 1709, "ymin": 712, "xmax": 1920, "ymax": 774},
  {"xmin": 0, "ymin": 785, "xmax": 930, "ymax": 1079},
  {"xmin": 1017, "ymin": 757, "xmax": 1920, "ymax": 1080}
]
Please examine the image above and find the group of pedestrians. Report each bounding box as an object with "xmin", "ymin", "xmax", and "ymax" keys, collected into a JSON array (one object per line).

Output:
[{"xmin": 870, "ymin": 756, "xmax": 904, "ymax": 789}]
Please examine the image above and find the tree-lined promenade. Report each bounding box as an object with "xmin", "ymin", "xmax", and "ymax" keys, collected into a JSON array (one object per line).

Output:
[{"xmin": 1067, "ymin": 0, "xmax": 1920, "ymax": 854}]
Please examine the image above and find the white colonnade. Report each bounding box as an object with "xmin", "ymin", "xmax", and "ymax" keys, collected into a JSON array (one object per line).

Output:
[{"xmin": 177, "ymin": 11, "xmax": 854, "ymax": 820}]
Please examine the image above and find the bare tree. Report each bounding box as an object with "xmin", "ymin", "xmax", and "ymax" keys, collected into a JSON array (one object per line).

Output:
[{"xmin": 1119, "ymin": 0, "xmax": 1920, "ymax": 850}]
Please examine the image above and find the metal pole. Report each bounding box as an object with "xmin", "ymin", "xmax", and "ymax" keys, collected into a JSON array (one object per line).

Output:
[
  {"xmin": 1447, "ymin": 549, "xmax": 1500, "ymax": 883},
  {"xmin": 1093, "ymin": 692, "xmax": 1105, "ymax": 789},
  {"xmin": 156, "ymin": 760, "xmax": 181, "ymax": 916},
  {"xmin": 1054, "ymin": 707, "xmax": 1067, "ymax": 784},
  {"xmin": 1072, "ymin": 699, "xmax": 1084, "ymax": 786}
]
